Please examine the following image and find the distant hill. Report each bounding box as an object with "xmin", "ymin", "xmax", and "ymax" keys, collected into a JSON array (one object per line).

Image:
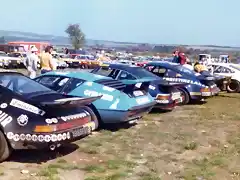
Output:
[
  {"xmin": 0, "ymin": 30, "xmax": 140, "ymax": 47},
  {"xmin": 0, "ymin": 30, "xmax": 240, "ymax": 51}
]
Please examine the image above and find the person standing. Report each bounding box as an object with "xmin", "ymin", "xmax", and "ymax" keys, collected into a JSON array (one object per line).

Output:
[
  {"xmin": 39, "ymin": 45, "xmax": 56, "ymax": 74},
  {"xmin": 24, "ymin": 46, "xmax": 39, "ymax": 79}
]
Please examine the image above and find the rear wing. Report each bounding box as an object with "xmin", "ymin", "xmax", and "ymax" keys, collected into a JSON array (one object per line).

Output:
[
  {"xmin": 122, "ymin": 79, "xmax": 152, "ymax": 96},
  {"xmin": 40, "ymin": 96, "xmax": 102, "ymax": 108}
]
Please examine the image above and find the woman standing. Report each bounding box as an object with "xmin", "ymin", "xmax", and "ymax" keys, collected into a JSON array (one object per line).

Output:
[{"xmin": 39, "ymin": 45, "xmax": 56, "ymax": 74}]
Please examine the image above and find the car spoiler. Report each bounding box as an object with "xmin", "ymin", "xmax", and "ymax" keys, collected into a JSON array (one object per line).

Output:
[
  {"xmin": 40, "ymin": 96, "xmax": 102, "ymax": 108},
  {"xmin": 122, "ymin": 79, "xmax": 153, "ymax": 94}
]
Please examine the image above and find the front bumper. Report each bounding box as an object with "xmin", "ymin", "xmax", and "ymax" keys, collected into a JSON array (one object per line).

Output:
[
  {"xmin": 5, "ymin": 121, "xmax": 96, "ymax": 150},
  {"xmin": 99, "ymin": 101, "xmax": 156, "ymax": 124}
]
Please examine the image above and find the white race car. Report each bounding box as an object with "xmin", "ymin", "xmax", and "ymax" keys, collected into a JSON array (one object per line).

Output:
[{"xmin": 207, "ymin": 63, "xmax": 240, "ymax": 93}]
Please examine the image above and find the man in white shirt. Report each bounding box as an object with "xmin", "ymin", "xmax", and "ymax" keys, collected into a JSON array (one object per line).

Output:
[{"xmin": 24, "ymin": 46, "xmax": 39, "ymax": 79}]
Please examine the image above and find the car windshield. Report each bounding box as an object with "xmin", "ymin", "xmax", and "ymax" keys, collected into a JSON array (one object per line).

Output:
[
  {"xmin": 229, "ymin": 64, "xmax": 240, "ymax": 71},
  {"xmin": 0, "ymin": 74, "xmax": 52, "ymax": 96},
  {"xmin": 0, "ymin": 53, "xmax": 7, "ymax": 57},
  {"xmin": 175, "ymin": 65, "xmax": 195, "ymax": 76}
]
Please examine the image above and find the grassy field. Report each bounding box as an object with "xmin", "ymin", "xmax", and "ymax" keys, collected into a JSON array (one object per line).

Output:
[{"xmin": 1, "ymin": 69, "xmax": 240, "ymax": 180}]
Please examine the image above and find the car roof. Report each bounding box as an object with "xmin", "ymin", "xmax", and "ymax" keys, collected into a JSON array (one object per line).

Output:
[
  {"xmin": 104, "ymin": 63, "xmax": 139, "ymax": 70},
  {"xmin": 147, "ymin": 61, "xmax": 179, "ymax": 68},
  {"xmin": 42, "ymin": 71, "xmax": 112, "ymax": 81}
]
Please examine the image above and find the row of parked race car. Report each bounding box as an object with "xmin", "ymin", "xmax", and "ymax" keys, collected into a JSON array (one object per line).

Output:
[{"xmin": 0, "ymin": 61, "xmax": 235, "ymax": 162}]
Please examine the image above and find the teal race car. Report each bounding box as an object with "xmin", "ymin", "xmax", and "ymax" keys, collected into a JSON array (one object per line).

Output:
[{"xmin": 34, "ymin": 71, "xmax": 156, "ymax": 126}]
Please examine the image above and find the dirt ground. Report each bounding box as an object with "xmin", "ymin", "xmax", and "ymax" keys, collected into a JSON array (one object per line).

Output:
[{"xmin": 1, "ymin": 69, "xmax": 240, "ymax": 180}]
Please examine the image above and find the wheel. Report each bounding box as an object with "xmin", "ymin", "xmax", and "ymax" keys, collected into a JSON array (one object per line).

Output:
[
  {"xmin": 0, "ymin": 130, "xmax": 11, "ymax": 162},
  {"xmin": 227, "ymin": 80, "xmax": 240, "ymax": 93},
  {"xmin": 177, "ymin": 88, "xmax": 190, "ymax": 105}
]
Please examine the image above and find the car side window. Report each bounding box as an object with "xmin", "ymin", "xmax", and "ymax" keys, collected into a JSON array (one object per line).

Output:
[
  {"xmin": 108, "ymin": 69, "xmax": 120, "ymax": 79},
  {"xmin": 36, "ymin": 76, "xmax": 70, "ymax": 91},
  {"xmin": 117, "ymin": 71, "xmax": 136, "ymax": 80},
  {"xmin": 151, "ymin": 66, "xmax": 166, "ymax": 77},
  {"xmin": 164, "ymin": 69, "xmax": 180, "ymax": 77}
]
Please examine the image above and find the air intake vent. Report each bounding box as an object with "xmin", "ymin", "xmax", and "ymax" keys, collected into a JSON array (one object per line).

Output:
[{"xmin": 94, "ymin": 79, "xmax": 126, "ymax": 90}]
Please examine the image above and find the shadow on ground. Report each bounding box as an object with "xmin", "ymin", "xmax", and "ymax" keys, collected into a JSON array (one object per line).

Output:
[{"xmin": 7, "ymin": 143, "xmax": 79, "ymax": 164}]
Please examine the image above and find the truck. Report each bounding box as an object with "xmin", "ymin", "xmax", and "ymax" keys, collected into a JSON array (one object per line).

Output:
[{"xmin": 8, "ymin": 41, "xmax": 50, "ymax": 53}]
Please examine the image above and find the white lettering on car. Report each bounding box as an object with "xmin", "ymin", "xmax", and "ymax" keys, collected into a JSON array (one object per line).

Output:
[
  {"xmin": 10, "ymin": 99, "xmax": 45, "ymax": 116},
  {"xmin": 103, "ymin": 86, "xmax": 115, "ymax": 92},
  {"xmin": 84, "ymin": 90, "xmax": 113, "ymax": 101},
  {"xmin": 136, "ymin": 97, "xmax": 150, "ymax": 105},
  {"xmin": 163, "ymin": 77, "xmax": 202, "ymax": 86},
  {"xmin": 109, "ymin": 98, "xmax": 120, "ymax": 109},
  {"xmin": 0, "ymin": 110, "xmax": 13, "ymax": 127}
]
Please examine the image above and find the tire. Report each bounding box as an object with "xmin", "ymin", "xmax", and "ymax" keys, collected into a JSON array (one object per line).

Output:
[
  {"xmin": 178, "ymin": 88, "xmax": 190, "ymax": 105},
  {"xmin": 0, "ymin": 130, "xmax": 11, "ymax": 162},
  {"xmin": 227, "ymin": 80, "xmax": 240, "ymax": 93}
]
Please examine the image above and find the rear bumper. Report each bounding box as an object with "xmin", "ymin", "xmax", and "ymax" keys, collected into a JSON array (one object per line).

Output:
[
  {"xmin": 154, "ymin": 100, "xmax": 176, "ymax": 110},
  {"xmin": 99, "ymin": 101, "xmax": 156, "ymax": 124},
  {"xmin": 6, "ymin": 121, "xmax": 96, "ymax": 150}
]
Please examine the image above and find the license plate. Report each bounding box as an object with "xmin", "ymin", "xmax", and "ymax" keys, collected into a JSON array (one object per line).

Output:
[
  {"xmin": 133, "ymin": 90, "xmax": 144, "ymax": 97},
  {"xmin": 71, "ymin": 126, "xmax": 90, "ymax": 138},
  {"xmin": 136, "ymin": 96, "xmax": 150, "ymax": 104},
  {"xmin": 172, "ymin": 92, "xmax": 181, "ymax": 100}
]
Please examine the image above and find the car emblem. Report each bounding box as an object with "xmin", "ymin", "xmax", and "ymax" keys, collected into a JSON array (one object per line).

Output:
[
  {"xmin": 57, "ymin": 134, "xmax": 62, "ymax": 141},
  {"xmin": 0, "ymin": 103, "xmax": 7, "ymax": 109},
  {"xmin": 38, "ymin": 135, "xmax": 44, "ymax": 142},
  {"xmin": 13, "ymin": 134, "xmax": 20, "ymax": 141},
  {"xmin": 20, "ymin": 134, "xmax": 26, "ymax": 141},
  {"xmin": 32, "ymin": 135, "xmax": 38, "ymax": 141},
  {"xmin": 51, "ymin": 134, "xmax": 57, "ymax": 142},
  {"xmin": 26, "ymin": 134, "xmax": 31, "ymax": 141},
  {"xmin": 17, "ymin": 114, "xmax": 28, "ymax": 126},
  {"xmin": 62, "ymin": 133, "xmax": 67, "ymax": 140},
  {"xmin": 66, "ymin": 132, "xmax": 70, "ymax": 139},
  {"xmin": 6, "ymin": 132, "xmax": 14, "ymax": 139},
  {"xmin": 44, "ymin": 135, "xmax": 51, "ymax": 142}
]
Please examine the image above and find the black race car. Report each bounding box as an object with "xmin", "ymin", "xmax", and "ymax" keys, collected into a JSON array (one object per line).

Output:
[{"xmin": 0, "ymin": 71, "xmax": 100, "ymax": 162}]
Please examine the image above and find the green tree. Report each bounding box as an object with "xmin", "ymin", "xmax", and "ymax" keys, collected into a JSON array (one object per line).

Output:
[{"xmin": 65, "ymin": 24, "xmax": 85, "ymax": 50}]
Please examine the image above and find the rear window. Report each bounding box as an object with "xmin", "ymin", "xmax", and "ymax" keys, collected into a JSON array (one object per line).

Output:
[{"xmin": 0, "ymin": 74, "xmax": 52, "ymax": 96}]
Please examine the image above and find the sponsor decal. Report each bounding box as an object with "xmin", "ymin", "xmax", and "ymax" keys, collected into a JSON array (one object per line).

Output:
[
  {"xmin": 85, "ymin": 81, "xmax": 93, "ymax": 86},
  {"xmin": 135, "ymin": 83, "xmax": 142, "ymax": 88},
  {"xmin": 0, "ymin": 110, "xmax": 13, "ymax": 127},
  {"xmin": 0, "ymin": 103, "xmax": 7, "ymax": 109},
  {"xmin": 17, "ymin": 114, "xmax": 28, "ymax": 126},
  {"xmin": 103, "ymin": 86, "xmax": 115, "ymax": 92},
  {"xmin": 109, "ymin": 98, "xmax": 120, "ymax": 109},
  {"xmin": 10, "ymin": 99, "xmax": 45, "ymax": 116},
  {"xmin": 84, "ymin": 90, "xmax": 113, "ymax": 101},
  {"xmin": 136, "ymin": 97, "xmax": 150, "ymax": 105},
  {"xmin": 149, "ymin": 85, "xmax": 156, "ymax": 90},
  {"xmin": 6, "ymin": 132, "xmax": 74, "ymax": 142},
  {"xmin": 60, "ymin": 112, "xmax": 88, "ymax": 122},
  {"xmin": 133, "ymin": 90, "xmax": 144, "ymax": 97},
  {"xmin": 156, "ymin": 99, "xmax": 169, "ymax": 104},
  {"xmin": 163, "ymin": 77, "xmax": 203, "ymax": 86}
]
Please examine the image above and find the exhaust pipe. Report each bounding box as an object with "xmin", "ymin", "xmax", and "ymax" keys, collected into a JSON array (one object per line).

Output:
[{"xmin": 49, "ymin": 144, "xmax": 56, "ymax": 151}]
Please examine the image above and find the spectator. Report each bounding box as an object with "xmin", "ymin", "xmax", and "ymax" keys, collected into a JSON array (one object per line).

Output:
[
  {"xmin": 24, "ymin": 46, "xmax": 39, "ymax": 79},
  {"xmin": 39, "ymin": 45, "xmax": 55, "ymax": 74},
  {"xmin": 172, "ymin": 50, "xmax": 179, "ymax": 63},
  {"xmin": 193, "ymin": 62, "xmax": 210, "ymax": 76}
]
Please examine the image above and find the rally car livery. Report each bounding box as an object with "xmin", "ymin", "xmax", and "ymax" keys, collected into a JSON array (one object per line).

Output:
[
  {"xmin": 0, "ymin": 71, "xmax": 100, "ymax": 162},
  {"xmin": 35, "ymin": 71, "xmax": 156, "ymax": 124},
  {"xmin": 91, "ymin": 63, "xmax": 186, "ymax": 110},
  {"xmin": 144, "ymin": 61, "xmax": 220, "ymax": 104}
]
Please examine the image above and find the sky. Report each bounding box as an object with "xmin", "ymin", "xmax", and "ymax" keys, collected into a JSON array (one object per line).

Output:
[{"xmin": 1, "ymin": 0, "xmax": 240, "ymax": 46}]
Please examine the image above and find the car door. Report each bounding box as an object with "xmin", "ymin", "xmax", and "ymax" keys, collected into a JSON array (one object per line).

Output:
[{"xmin": 213, "ymin": 66, "xmax": 234, "ymax": 77}]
